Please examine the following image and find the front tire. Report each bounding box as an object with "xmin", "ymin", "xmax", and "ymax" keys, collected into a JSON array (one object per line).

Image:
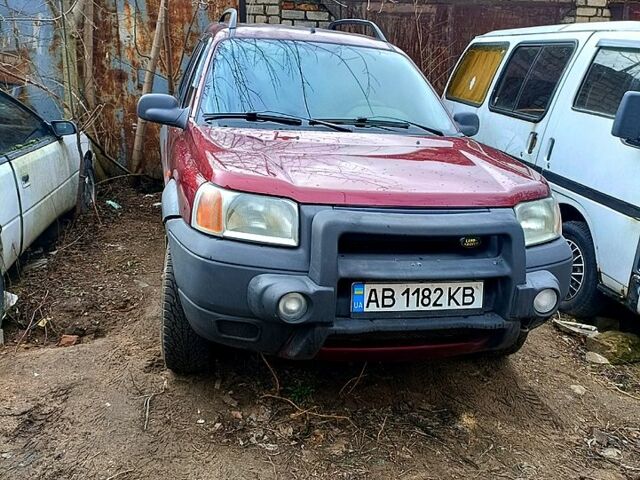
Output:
[
  {"xmin": 560, "ymin": 221, "xmax": 603, "ymax": 318},
  {"xmin": 0, "ymin": 274, "xmax": 5, "ymax": 323},
  {"xmin": 82, "ymin": 153, "xmax": 97, "ymax": 212},
  {"xmin": 162, "ymin": 246, "xmax": 211, "ymax": 374}
]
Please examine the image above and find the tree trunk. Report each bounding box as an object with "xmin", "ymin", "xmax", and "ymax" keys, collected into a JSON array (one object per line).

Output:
[
  {"xmin": 83, "ymin": 0, "xmax": 95, "ymax": 109},
  {"xmin": 163, "ymin": 0, "xmax": 175, "ymax": 95},
  {"xmin": 130, "ymin": 0, "xmax": 167, "ymax": 175}
]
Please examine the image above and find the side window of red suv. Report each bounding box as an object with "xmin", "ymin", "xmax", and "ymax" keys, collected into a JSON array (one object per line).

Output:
[{"xmin": 177, "ymin": 39, "xmax": 210, "ymax": 108}]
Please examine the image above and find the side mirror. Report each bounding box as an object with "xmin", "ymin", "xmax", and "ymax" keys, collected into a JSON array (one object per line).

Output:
[
  {"xmin": 612, "ymin": 91, "xmax": 640, "ymax": 147},
  {"xmin": 137, "ymin": 94, "xmax": 189, "ymax": 129},
  {"xmin": 51, "ymin": 120, "xmax": 77, "ymax": 137},
  {"xmin": 453, "ymin": 112, "xmax": 479, "ymax": 137}
]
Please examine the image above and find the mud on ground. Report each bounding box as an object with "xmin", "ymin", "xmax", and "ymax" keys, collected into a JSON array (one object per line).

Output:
[{"xmin": 0, "ymin": 184, "xmax": 639, "ymax": 480}]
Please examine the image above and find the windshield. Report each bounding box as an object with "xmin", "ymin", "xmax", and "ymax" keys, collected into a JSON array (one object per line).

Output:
[{"xmin": 197, "ymin": 38, "xmax": 457, "ymax": 135}]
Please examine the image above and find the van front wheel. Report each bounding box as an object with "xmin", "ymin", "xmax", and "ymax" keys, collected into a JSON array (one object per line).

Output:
[{"xmin": 560, "ymin": 221, "xmax": 603, "ymax": 318}]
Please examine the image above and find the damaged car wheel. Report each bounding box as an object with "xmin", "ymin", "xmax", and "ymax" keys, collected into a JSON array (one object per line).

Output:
[
  {"xmin": 0, "ymin": 274, "xmax": 4, "ymax": 323},
  {"xmin": 82, "ymin": 152, "xmax": 97, "ymax": 211},
  {"xmin": 162, "ymin": 246, "xmax": 211, "ymax": 374}
]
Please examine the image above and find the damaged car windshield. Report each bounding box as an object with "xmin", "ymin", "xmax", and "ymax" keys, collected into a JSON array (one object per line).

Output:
[{"xmin": 197, "ymin": 38, "xmax": 457, "ymax": 135}]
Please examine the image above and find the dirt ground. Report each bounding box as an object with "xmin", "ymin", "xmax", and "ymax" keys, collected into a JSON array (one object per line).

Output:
[{"xmin": 1, "ymin": 184, "xmax": 639, "ymax": 480}]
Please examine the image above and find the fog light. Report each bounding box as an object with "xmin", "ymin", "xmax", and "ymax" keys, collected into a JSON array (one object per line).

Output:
[
  {"xmin": 533, "ymin": 288, "xmax": 558, "ymax": 315},
  {"xmin": 277, "ymin": 293, "xmax": 308, "ymax": 322}
]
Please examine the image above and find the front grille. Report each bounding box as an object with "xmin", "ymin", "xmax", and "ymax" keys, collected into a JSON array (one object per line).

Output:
[{"xmin": 338, "ymin": 233, "xmax": 497, "ymax": 257}]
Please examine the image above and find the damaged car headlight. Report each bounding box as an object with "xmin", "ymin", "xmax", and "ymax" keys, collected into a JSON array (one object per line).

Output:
[
  {"xmin": 191, "ymin": 183, "xmax": 299, "ymax": 246},
  {"xmin": 514, "ymin": 197, "xmax": 562, "ymax": 247}
]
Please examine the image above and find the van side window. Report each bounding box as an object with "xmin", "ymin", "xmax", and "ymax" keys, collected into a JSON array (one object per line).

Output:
[
  {"xmin": 490, "ymin": 43, "xmax": 575, "ymax": 121},
  {"xmin": 574, "ymin": 47, "xmax": 640, "ymax": 117},
  {"xmin": 445, "ymin": 44, "xmax": 508, "ymax": 106}
]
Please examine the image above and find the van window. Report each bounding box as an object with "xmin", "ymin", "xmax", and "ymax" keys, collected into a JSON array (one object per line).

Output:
[
  {"xmin": 490, "ymin": 43, "xmax": 574, "ymax": 121},
  {"xmin": 446, "ymin": 44, "xmax": 508, "ymax": 106},
  {"xmin": 574, "ymin": 47, "xmax": 640, "ymax": 117}
]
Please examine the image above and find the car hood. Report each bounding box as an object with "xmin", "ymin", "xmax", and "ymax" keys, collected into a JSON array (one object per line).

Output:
[{"xmin": 190, "ymin": 125, "xmax": 548, "ymax": 208}]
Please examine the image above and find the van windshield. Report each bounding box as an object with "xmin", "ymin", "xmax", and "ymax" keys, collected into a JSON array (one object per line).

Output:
[{"xmin": 197, "ymin": 38, "xmax": 457, "ymax": 135}]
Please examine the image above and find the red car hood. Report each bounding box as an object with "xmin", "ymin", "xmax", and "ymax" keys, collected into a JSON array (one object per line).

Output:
[{"xmin": 189, "ymin": 126, "xmax": 548, "ymax": 208}]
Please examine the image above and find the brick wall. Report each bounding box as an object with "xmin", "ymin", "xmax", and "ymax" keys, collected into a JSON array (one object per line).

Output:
[
  {"xmin": 246, "ymin": 0, "xmax": 613, "ymax": 27},
  {"xmin": 563, "ymin": 0, "xmax": 612, "ymax": 22},
  {"xmin": 246, "ymin": 0, "xmax": 333, "ymax": 27}
]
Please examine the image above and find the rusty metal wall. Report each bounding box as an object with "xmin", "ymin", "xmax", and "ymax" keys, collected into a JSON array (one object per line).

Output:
[
  {"xmin": 91, "ymin": 0, "xmax": 237, "ymax": 175},
  {"xmin": 0, "ymin": 0, "xmax": 236, "ymax": 175},
  {"xmin": 323, "ymin": 0, "xmax": 574, "ymax": 93},
  {"xmin": 0, "ymin": 0, "xmax": 65, "ymax": 120}
]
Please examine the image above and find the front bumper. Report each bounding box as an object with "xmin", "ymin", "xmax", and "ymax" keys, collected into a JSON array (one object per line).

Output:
[{"xmin": 166, "ymin": 203, "xmax": 571, "ymax": 360}]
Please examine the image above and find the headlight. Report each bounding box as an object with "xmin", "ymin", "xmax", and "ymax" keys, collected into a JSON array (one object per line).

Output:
[
  {"xmin": 514, "ymin": 197, "xmax": 561, "ymax": 247},
  {"xmin": 191, "ymin": 183, "xmax": 299, "ymax": 246}
]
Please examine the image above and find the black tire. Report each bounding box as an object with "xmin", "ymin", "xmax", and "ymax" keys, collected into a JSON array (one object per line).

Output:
[
  {"xmin": 491, "ymin": 330, "xmax": 528, "ymax": 357},
  {"xmin": 560, "ymin": 221, "xmax": 603, "ymax": 318},
  {"xmin": 162, "ymin": 246, "xmax": 211, "ymax": 374},
  {"xmin": 82, "ymin": 153, "xmax": 97, "ymax": 212},
  {"xmin": 0, "ymin": 273, "xmax": 5, "ymax": 323}
]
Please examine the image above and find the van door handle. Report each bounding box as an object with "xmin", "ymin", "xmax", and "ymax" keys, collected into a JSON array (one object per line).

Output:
[
  {"xmin": 21, "ymin": 174, "xmax": 30, "ymax": 187},
  {"xmin": 527, "ymin": 132, "xmax": 538, "ymax": 154},
  {"xmin": 544, "ymin": 138, "xmax": 555, "ymax": 169}
]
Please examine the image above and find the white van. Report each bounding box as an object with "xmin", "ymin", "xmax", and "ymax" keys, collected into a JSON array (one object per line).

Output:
[{"xmin": 443, "ymin": 22, "xmax": 640, "ymax": 318}]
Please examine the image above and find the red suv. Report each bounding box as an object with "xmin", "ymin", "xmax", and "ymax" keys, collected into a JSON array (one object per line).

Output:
[{"xmin": 138, "ymin": 10, "xmax": 572, "ymax": 373}]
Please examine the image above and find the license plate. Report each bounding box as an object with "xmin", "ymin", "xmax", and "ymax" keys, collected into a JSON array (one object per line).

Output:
[{"xmin": 351, "ymin": 281, "xmax": 483, "ymax": 313}]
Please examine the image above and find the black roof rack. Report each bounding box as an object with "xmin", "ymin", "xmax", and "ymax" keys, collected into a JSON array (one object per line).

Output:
[
  {"xmin": 219, "ymin": 8, "xmax": 238, "ymax": 31},
  {"xmin": 327, "ymin": 19, "xmax": 388, "ymax": 42}
]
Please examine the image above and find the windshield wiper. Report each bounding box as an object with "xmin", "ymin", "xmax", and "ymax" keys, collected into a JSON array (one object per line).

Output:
[
  {"xmin": 203, "ymin": 111, "xmax": 352, "ymax": 133},
  {"xmin": 321, "ymin": 117, "xmax": 444, "ymax": 136},
  {"xmin": 203, "ymin": 112, "xmax": 302, "ymax": 126}
]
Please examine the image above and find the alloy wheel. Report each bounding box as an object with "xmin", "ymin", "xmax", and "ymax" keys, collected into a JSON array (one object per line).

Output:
[{"xmin": 566, "ymin": 238, "xmax": 585, "ymax": 301}]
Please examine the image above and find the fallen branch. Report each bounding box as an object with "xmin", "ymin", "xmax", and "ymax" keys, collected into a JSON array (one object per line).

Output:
[
  {"xmin": 14, "ymin": 291, "xmax": 50, "ymax": 352},
  {"xmin": 595, "ymin": 377, "xmax": 640, "ymax": 402},
  {"xmin": 339, "ymin": 362, "xmax": 367, "ymax": 397},
  {"xmin": 142, "ymin": 379, "xmax": 167, "ymax": 431},
  {"xmin": 105, "ymin": 469, "xmax": 134, "ymax": 480},
  {"xmin": 96, "ymin": 173, "xmax": 149, "ymax": 186},
  {"xmin": 262, "ymin": 394, "xmax": 355, "ymax": 426},
  {"xmin": 260, "ymin": 353, "xmax": 281, "ymax": 395}
]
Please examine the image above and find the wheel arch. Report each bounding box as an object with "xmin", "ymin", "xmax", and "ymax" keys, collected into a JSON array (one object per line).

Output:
[
  {"xmin": 557, "ymin": 199, "xmax": 601, "ymax": 268},
  {"xmin": 83, "ymin": 149, "xmax": 94, "ymax": 164}
]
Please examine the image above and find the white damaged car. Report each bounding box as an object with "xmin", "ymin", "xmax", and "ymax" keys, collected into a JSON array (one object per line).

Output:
[{"xmin": 0, "ymin": 90, "xmax": 94, "ymax": 330}]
